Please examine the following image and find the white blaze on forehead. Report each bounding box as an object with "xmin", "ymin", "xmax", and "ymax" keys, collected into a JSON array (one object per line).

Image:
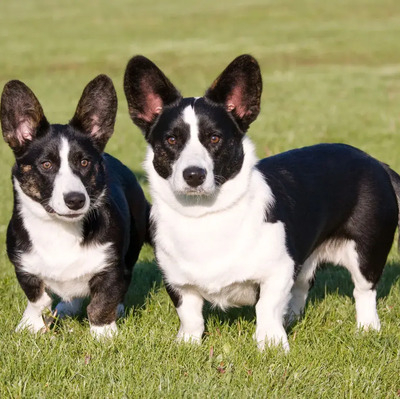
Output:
[
  {"xmin": 182, "ymin": 104, "xmax": 199, "ymax": 135},
  {"xmin": 49, "ymin": 137, "xmax": 89, "ymax": 214},
  {"xmin": 180, "ymin": 105, "xmax": 206, "ymax": 164},
  {"xmin": 169, "ymin": 104, "xmax": 215, "ymax": 192}
]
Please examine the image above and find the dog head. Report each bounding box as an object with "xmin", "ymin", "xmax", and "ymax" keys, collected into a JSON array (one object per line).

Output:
[
  {"xmin": 1, "ymin": 75, "xmax": 117, "ymax": 222},
  {"xmin": 124, "ymin": 55, "xmax": 262, "ymax": 200}
]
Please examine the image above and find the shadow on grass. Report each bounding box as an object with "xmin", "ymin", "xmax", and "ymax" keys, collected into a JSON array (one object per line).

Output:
[{"xmin": 124, "ymin": 260, "xmax": 163, "ymax": 310}]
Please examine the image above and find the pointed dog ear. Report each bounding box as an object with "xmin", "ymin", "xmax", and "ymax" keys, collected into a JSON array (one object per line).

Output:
[
  {"xmin": 124, "ymin": 55, "xmax": 182, "ymax": 136},
  {"xmin": 1, "ymin": 80, "xmax": 49, "ymax": 156},
  {"xmin": 205, "ymin": 54, "xmax": 262, "ymax": 132},
  {"xmin": 70, "ymin": 74, "xmax": 117, "ymax": 152}
]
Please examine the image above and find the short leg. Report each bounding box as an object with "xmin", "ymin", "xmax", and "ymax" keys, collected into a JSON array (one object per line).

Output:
[
  {"xmin": 287, "ymin": 256, "xmax": 319, "ymax": 325},
  {"xmin": 255, "ymin": 267, "xmax": 294, "ymax": 351},
  {"xmin": 15, "ymin": 271, "xmax": 52, "ymax": 333},
  {"xmin": 16, "ymin": 291, "xmax": 52, "ymax": 333},
  {"xmin": 286, "ymin": 279, "xmax": 310, "ymax": 325},
  {"xmin": 55, "ymin": 298, "xmax": 84, "ymax": 318},
  {"xmin": 87, "ymin": 269, "xmax": 127, "ymax": 339},
  {"xmin": 353, "ymin": 286, "xmax": 380, "ymax": 331},
  {"xmin": 169, "ymin": 286, "xmax": 204, "ymax": 344},
  {"xmin": 337, "ymin": 240, "xmax": 382, "ymax": 331}
]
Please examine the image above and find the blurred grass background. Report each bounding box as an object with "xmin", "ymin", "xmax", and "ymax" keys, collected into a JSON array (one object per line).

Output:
[{"xmin": 1, "ymin": 0, "xmax": 400, "ymax": 397}]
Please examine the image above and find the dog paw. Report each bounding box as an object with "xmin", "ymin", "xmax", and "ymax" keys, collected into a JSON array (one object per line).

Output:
[
  {"xmin": 176, "ymin": 329, "xmax": 202, "ymax": 344},
  {"xmin": 253, "ymin": 331, "xmax": 290, "ymax": 352},
  {"xmin": 16, "ymin": 316, "xmax": 46, "ymax": 334},
  {"xmin": 90, "ymin": 322, "xmax": 118, "ymax": 339},
  {"xmin": 357, "ymin": 318, "xmax": 381, "ymax": 332}
]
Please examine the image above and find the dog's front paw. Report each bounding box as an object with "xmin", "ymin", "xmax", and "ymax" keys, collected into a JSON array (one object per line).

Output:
[
  {"xmin": 253, "ymin": 330, "xmax": 290, "ymax": 352},
  {"xmin": 90, "ymin": 322, "xmax": 118, "ymax": 340},
  {"xmin": 16, "ymin": 316, "xmax": 46, "ymax": 334},
  {"xmin": 357, "ymin": 318, "xmax": 381, "ymax": 332},
  {"xmin": 176, "ymin": 328, "xmax": 202, "ymax": 344}
]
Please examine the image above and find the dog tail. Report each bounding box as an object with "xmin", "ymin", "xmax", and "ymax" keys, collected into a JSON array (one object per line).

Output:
[{"xmin": 385, "ymin": 165, "xmax": 400, "ymax": 249}]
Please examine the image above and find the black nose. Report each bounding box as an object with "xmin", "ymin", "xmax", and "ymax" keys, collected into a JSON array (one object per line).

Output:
[
  {"xmin": 183, "ymin": 166, "xmax": 207, "ymax": 187},
  {"xmin": 64, "ymin": 192, "xmax": 86, "ymax": 210}
]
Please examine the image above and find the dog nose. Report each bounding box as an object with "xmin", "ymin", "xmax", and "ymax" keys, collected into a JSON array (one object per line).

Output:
[
  {"xmin": 64, "ymin": 192, "xmax": 86, "ymax": 210},
  {"xmin": 183, "ymin": 166, "xmax": 207, "ymax": 187}
]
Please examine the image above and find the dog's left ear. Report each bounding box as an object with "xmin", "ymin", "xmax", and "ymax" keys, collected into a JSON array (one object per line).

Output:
[
  {"xmin": 204, "ymin": 54, "xmax": 262, "ymax": 132},
  {"xmin": 70, "ymin": 74, "xmax": 117, "ymax": 152}
]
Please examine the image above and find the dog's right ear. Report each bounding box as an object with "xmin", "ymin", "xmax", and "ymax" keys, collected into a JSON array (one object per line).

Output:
[
  {"xmin": 1, "ymin": 80, "xmax": 49, "ymax": 155},
  {"xmin": 124, "ymin": 55, "xmax": 182, "ymax": 136}
]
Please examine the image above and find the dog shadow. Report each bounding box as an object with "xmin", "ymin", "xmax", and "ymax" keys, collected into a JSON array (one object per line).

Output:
[{"xmin": 124, "ymin": 260, "xmax": 163, "ymax": 311}]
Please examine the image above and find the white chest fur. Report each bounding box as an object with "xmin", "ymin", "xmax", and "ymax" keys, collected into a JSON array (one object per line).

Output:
[
  {"xmin": 16, "ymin": 182, "xmax": 112, "ymax": 301},
  {"xmin": 153, "ymin": 174, "xmax": 288, "ymax": 293}
]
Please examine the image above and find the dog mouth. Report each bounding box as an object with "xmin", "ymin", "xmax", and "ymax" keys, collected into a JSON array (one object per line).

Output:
[
  {"xmin": 44, "ymin": 204, "xmax": 85, "ymax": 219},
  {"xmin": 182, "ymin": 187, "xmax": 210, "ymax": 196},
  {"xmin": 175, "ymin": 186, "xmax": 218, "ymax": 198}
]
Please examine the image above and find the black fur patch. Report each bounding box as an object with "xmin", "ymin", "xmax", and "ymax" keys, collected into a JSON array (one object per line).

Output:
[
  {"xmin": 259, "ymin": 143, "xmax": 399, "ymax": 284},
  {"xmin": 195, "ymin": 98, "xmax": 244, "ymax": 185}
]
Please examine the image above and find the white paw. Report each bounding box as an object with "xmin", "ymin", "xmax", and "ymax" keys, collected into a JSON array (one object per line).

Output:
[
  {"xmin": 176, "ymin": 329, "xmax": 202, "ymax": 344},
  {"xmin": 255, "ymin": 337, "xmax": 290, "ymax": 352},
  {"xmin": 16, "ymin": 316, "xmax": 46, "ymax": 333},
  {"xmin": 90, "ymin": 322, "xmax": 118, "ymax": 339},
  {"xmin": 357, "ymin": 318, "xmax": 381, "ymax": 332},
  {"xmin": 254, "ymin": 330, "xmax": 290, "ymax": 352}
]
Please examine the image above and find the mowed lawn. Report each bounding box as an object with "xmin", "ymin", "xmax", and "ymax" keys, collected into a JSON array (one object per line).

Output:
[{"xmin": 1, "ymin": 0, "xmax": 400, "ymax": 397}]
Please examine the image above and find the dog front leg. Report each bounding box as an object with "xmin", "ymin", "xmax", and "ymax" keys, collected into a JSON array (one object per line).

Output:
[
  {"xmin": 15, "ymin": 271, "xmax": 52, "ymax": 333},
  {"xmin": 166, "ymin": 284, "xmax": 204, "ymax": 344},
  {"xmin": 87, "ymin": 269, "xmax": 127, "ymax": 339},
  {"xmin": 255, "ymin": 267, "xmax": 294, "ymax": 351}
]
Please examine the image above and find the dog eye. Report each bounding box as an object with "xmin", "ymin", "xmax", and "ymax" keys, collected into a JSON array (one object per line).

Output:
[
  {"xmin": 41, "ymin": 161, "xmax": 52, "ymax": 170},
  {"xmin": 167, "ymin": 136, "xmax": 176, "ymax": 145},
  {"xmin": 80, "ymin": 159, "xmax": 90, "ymax": 167},
  {"xmin": 210, "ymin": 135, "xmax": 221, "ymax": 144}
]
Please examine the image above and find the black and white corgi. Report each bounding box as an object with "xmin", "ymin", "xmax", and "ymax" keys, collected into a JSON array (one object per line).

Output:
[
  {"xmin": 123, "ymin": 54, "xmax": 400, "ymax": 350},
  {"xmin": 1, "ymin": 75, "xmax": 149, "ymax": 337}
]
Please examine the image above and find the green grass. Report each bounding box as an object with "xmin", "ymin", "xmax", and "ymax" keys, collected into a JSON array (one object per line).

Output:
[{"xmin": 1, "ymin": 0, "xmax": 400, "ymax": 397}]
